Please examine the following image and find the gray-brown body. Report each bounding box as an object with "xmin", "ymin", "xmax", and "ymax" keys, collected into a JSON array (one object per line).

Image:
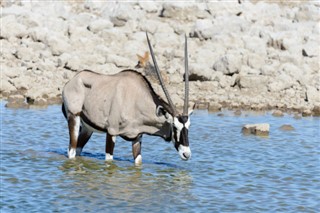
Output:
[
  {"xmin": 62, "ymin": 70, "xmax": 177, "ymax": 164},
  {"xmin": 63, "ymin": 70, "xmax": 171, "ymax": 140}
]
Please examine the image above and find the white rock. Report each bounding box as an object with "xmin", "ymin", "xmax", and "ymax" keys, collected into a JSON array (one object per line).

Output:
[
  {"xmin": 189, "ymin": 64, "xmax": 213, "ymax": 81},
  {"xmin": 267, "ymin": 73, "xmax": 294, "ymax": 92},
  {"xmin": 306, "ymin": 86, "xmax": 320, "ymax": 103},
  {"xmin": 1, "ymin": 79, "xmax": 17, "ymax": 93},
  {"xmin": 242, "ymin": 123, "xmax": 270, "ymax": 136},
  {"xmin": 190, "ymin": 19, "xmax": 214, "ymax": 40},
  {"xmin": 0, "ymin": 15, "xmax": 27, "ymax": 39},
  {"xmin": 88, "ymin": 19, "xmax": 113, "ymax": 33},
  {"xmin": 106, "ymin": 54, "xmax": 134, "ymax": 68},
  {"xmin": 303, "ymin": 40, "xmax": 318, "ymax": 57},
  {"xmin": 138, "ymin": 2, "xmax": 160, "ymax": 13},
  {"xmin": 243, "ymin": 36, "xmax": 267, "ymax": 55},
  {"xmin": 213, "ymin": 54, "xmax": 242, "ymax": 75},
  {"xmin": 161, "ymin": 3, "xmax": 207, "ymax": 21},
  {"xmin": 139, "ymin": 20, "xmax": 159, "ymax": 34},
  {"xmin": 28, "ymin": 26, "xmax": 48, "ymax": 42},
  {"xmin": 238, "ymin": 75, "xmax": 269, "ymax": 91},
  {"xmin": 45, "ymin": 34, "xmax": 71, "ymax": 56}
]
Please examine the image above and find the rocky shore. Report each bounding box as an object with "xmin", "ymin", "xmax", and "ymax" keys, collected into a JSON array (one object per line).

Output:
[{"xmin": 1, "ymin": 1, "xmax": 319, "ymax": 115}]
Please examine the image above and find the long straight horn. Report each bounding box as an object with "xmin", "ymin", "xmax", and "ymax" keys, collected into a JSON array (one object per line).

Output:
[
  {"xmin": 146, "ymin": 32, "xmax": 177, "ymax": 116},
  {"xmin": 183, "ymin": 34, "xmax": 189, "ymax": 116}
]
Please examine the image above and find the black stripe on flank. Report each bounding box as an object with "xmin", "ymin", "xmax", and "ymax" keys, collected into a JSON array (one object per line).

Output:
[{"xmin": 80, "ymin": 112, "xmax": 108, "ymax": 133}]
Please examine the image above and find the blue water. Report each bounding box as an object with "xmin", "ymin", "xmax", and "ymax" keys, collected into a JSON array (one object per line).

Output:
[{"xmin": 1, "ymin": 101, "xmax": 319, "ymax": 212}]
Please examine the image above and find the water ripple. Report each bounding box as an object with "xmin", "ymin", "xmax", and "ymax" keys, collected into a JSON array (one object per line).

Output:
[{"xmin": 1, "ymin": 103, "xmax": 320, "ymax": 212}]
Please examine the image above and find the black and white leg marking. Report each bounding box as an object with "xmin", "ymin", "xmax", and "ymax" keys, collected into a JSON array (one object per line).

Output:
[
  {"xmin": 132, "ymin": 135, "xmax": 142, "ymax": 165},
  {"xmin": 106, "ymin": 135, "xmax": 116, "ymax": 161},
  {"xmin": 67, "ymin": 114, "xmax": 81, "ymax": 159}
]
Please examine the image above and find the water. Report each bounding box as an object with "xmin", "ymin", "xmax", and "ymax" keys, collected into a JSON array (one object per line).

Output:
[{"xmin": 1, "ymin": 101, "xmax": 319, "ymax": 213}]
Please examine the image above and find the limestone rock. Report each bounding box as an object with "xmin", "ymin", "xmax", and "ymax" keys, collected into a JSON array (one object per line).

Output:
[
  {"xmin": 45, "ymin": 34, "xmax": 71, "ymax": 56},
  {"xmin": 306, "ymin": 86, "xmax": 320, "ymax": 103},
  {"xmin": 242, "ymin": 123, "xmax": 270, "ymax": 136},
  {"xmin": 161, "ymin": 3, "xmax": 206, "ymax": 21},
  {"xmin": 272, "ymin": 110, "xmax": 284, "ymax": 117},
  {"xmin": 190, "ymin": 19, "xmax": 214, "ymax": 40},
  {"xmin": 88, "ymin": 19, "xmax": 113, "ymax": 33},
  {"xmin": 5, "ymin": 94, "xmax": 28, "ymax": 109},
  {"xmin": 138, "ymin": 2, "xmax": 160, "ymax": 13},
  {"xmin": 237, "ymin": 75, "xmax": 268, "ymax": 91},
  {"xmin": 312, "ymin": 105, "xmax": 320, "ymax": 116},
  {"xmin": 0, "ymin": 15, "xmax": 27, "ymax": 39},
  {"xmin": 279, "ymin": 124, "xmax": 295, "ymax": 131},
  {"xmin": 213, "ymin": 54, "xmax": 241, "ymax": 75}
]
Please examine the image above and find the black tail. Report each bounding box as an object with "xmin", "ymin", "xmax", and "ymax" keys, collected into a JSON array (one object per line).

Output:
[{"xmin": 62, "ymin": 103, "xmax": 67, "ymax": 119}]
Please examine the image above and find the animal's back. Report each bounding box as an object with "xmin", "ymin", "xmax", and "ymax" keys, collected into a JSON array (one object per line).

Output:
[{"xmin": 63, "ymin": 70, "xmax": 157, "ymax": 137}]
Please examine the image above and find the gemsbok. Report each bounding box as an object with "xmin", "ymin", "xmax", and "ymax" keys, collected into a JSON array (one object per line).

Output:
[{"xmin": 62, "ymin": 33, "xmax": 193, "ymax": 164}]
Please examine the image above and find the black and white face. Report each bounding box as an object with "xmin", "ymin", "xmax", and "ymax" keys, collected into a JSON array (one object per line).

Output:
[{"xmin": 172, "ymin": 115, "xmax": 191, "ymax": 161}]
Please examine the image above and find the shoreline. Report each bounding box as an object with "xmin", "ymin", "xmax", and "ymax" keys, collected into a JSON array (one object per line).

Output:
[{"xmin": 2, "ymin": 93, "xmax": 319, "ymax": 117}]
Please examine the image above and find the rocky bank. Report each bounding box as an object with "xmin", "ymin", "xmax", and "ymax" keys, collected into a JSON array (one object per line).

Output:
[{"xmin": 1, "ymin": 0, "xmax": 319, "ymax": 115}]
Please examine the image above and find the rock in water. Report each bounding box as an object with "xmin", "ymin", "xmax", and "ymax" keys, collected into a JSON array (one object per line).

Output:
[
  {"xmin": 242, "ymin": 123, "xmax": 270, "ymax": 136},
  {"xmin": 279, "ymin": 124, "xmax": 295, "ymax": 131}
]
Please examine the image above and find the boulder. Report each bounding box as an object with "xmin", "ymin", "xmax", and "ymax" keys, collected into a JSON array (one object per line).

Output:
[
  {"xmin": 5, "ymin": 94, "xmax": 28, "ymax": 109},
  {"xmin": 243, "ymin": 36, "xmax": 267, "ymax": 55},
  {"xmin": 106, "ymin": 54, "xmax": 134, "ymax": 68},
  {"xmin": 139, "ymin": 20, "xmax": 159, "ymax": 34},
  {"xmin": 190, "ymin": 19, "xmax": 214, "ymax": 40},
  {"xmin": 0, "ymin": 15, "xmax": 27, "ymax": 39},
  {"xmin": 267, "ymin": 73, "xmax": 294, "ymax": 92},
  {"xmin": 279, "ymin": 124, "xmax": 295, "ymax": 131},
  {"xmin": 138, "ymin": 1, "xmax": 160, "ymax": 13},
  {"xmin": 306, "ymin": 86, "xmax": 320, "ymax": 103},
  {"xmin": 272, "ymin": 110, "xmax": 284, "ymax": 117},
  {"xmin": 242, "ymin": 123, "xmax": 270, "ymax": 136},
  {"xmin": 302, "ymin": 109, "xmax": 313, "ymax": 117},
  {"xmin": 189, "ymin": 64, "xmax": 213, "ymax": 81},
  {"xmin": 237, "ymin": 75, "xmax": 268, "ymax": 91},
  {"xmin": 213, "ymin": 54, "xmax": 242, "ymax": 75},
  {"xmin": 88, "ymin": 19, "xmax": 113, "ymax": 33},
  {"xmin": 161, "ymin": 3, "xmax": 207, "ymax": 21},
  {"xmin": 45, "ymin": 33, "xmax": 71, "ymax": 56},
  {"xmin": 312, "ymin": 105, "xmax": 320, "ymax": 116}
]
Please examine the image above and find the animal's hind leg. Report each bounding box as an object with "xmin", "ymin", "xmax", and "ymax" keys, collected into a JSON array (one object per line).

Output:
[
  {"xmin": 132, "ymin": 135, "xmax": 142, "ymax": 165},
  {"xmin": 76, "ymin": 126, "xmax": 93, "ymax": 156},
  {"xmin": 67, "ymin": 113, "xmax": 81, "ymax": 159},
  {"xmin": 105, "ymin": 134, "xmax": 116, "ymax": 161}
]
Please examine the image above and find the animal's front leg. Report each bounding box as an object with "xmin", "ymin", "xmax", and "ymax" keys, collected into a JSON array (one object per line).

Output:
[
  {"xmin": 105, "ymin": 134, "xmax": 116, "ymax": 161},
  {"xmin": 132, "ymin": 135, "xmax": 142, "ymax": 165}
]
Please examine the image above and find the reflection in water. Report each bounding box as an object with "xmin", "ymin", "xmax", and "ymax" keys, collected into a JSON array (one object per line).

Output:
[
  {"xmin": 1, "ymin": 102, "xmax": 319, "ymax": 212},
  {"xmin": 56, "ymin": 156, "xmax": 193, "ymax": 212}
]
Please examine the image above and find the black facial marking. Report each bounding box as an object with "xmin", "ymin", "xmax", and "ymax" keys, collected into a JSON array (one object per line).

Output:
[
  {"xmin": 178, "ymin": 115, "xmax": 188, "ymax": 124},
  {"xmin": 179, "ymin": 127, "xmax": 189, "ymax": 146}
]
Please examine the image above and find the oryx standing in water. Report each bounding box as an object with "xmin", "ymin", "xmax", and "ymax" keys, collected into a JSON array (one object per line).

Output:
[{"xmin": 62, "ymin": 33, "xmax": 193, "ymax": 164}]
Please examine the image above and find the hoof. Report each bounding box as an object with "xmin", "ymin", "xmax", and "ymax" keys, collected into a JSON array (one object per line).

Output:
[{"xmin": 68, "ymin": 148, "xmax": 76, "ymax": 159}]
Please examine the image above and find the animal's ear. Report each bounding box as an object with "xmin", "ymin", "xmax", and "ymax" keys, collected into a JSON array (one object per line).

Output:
[
  {"xmin": 156, "ymin": 106, "xmax": 173, "ymax": 121},
  {"xmin": 156, "ymin": 105, "xmax": 166, "ymax": 117}
]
